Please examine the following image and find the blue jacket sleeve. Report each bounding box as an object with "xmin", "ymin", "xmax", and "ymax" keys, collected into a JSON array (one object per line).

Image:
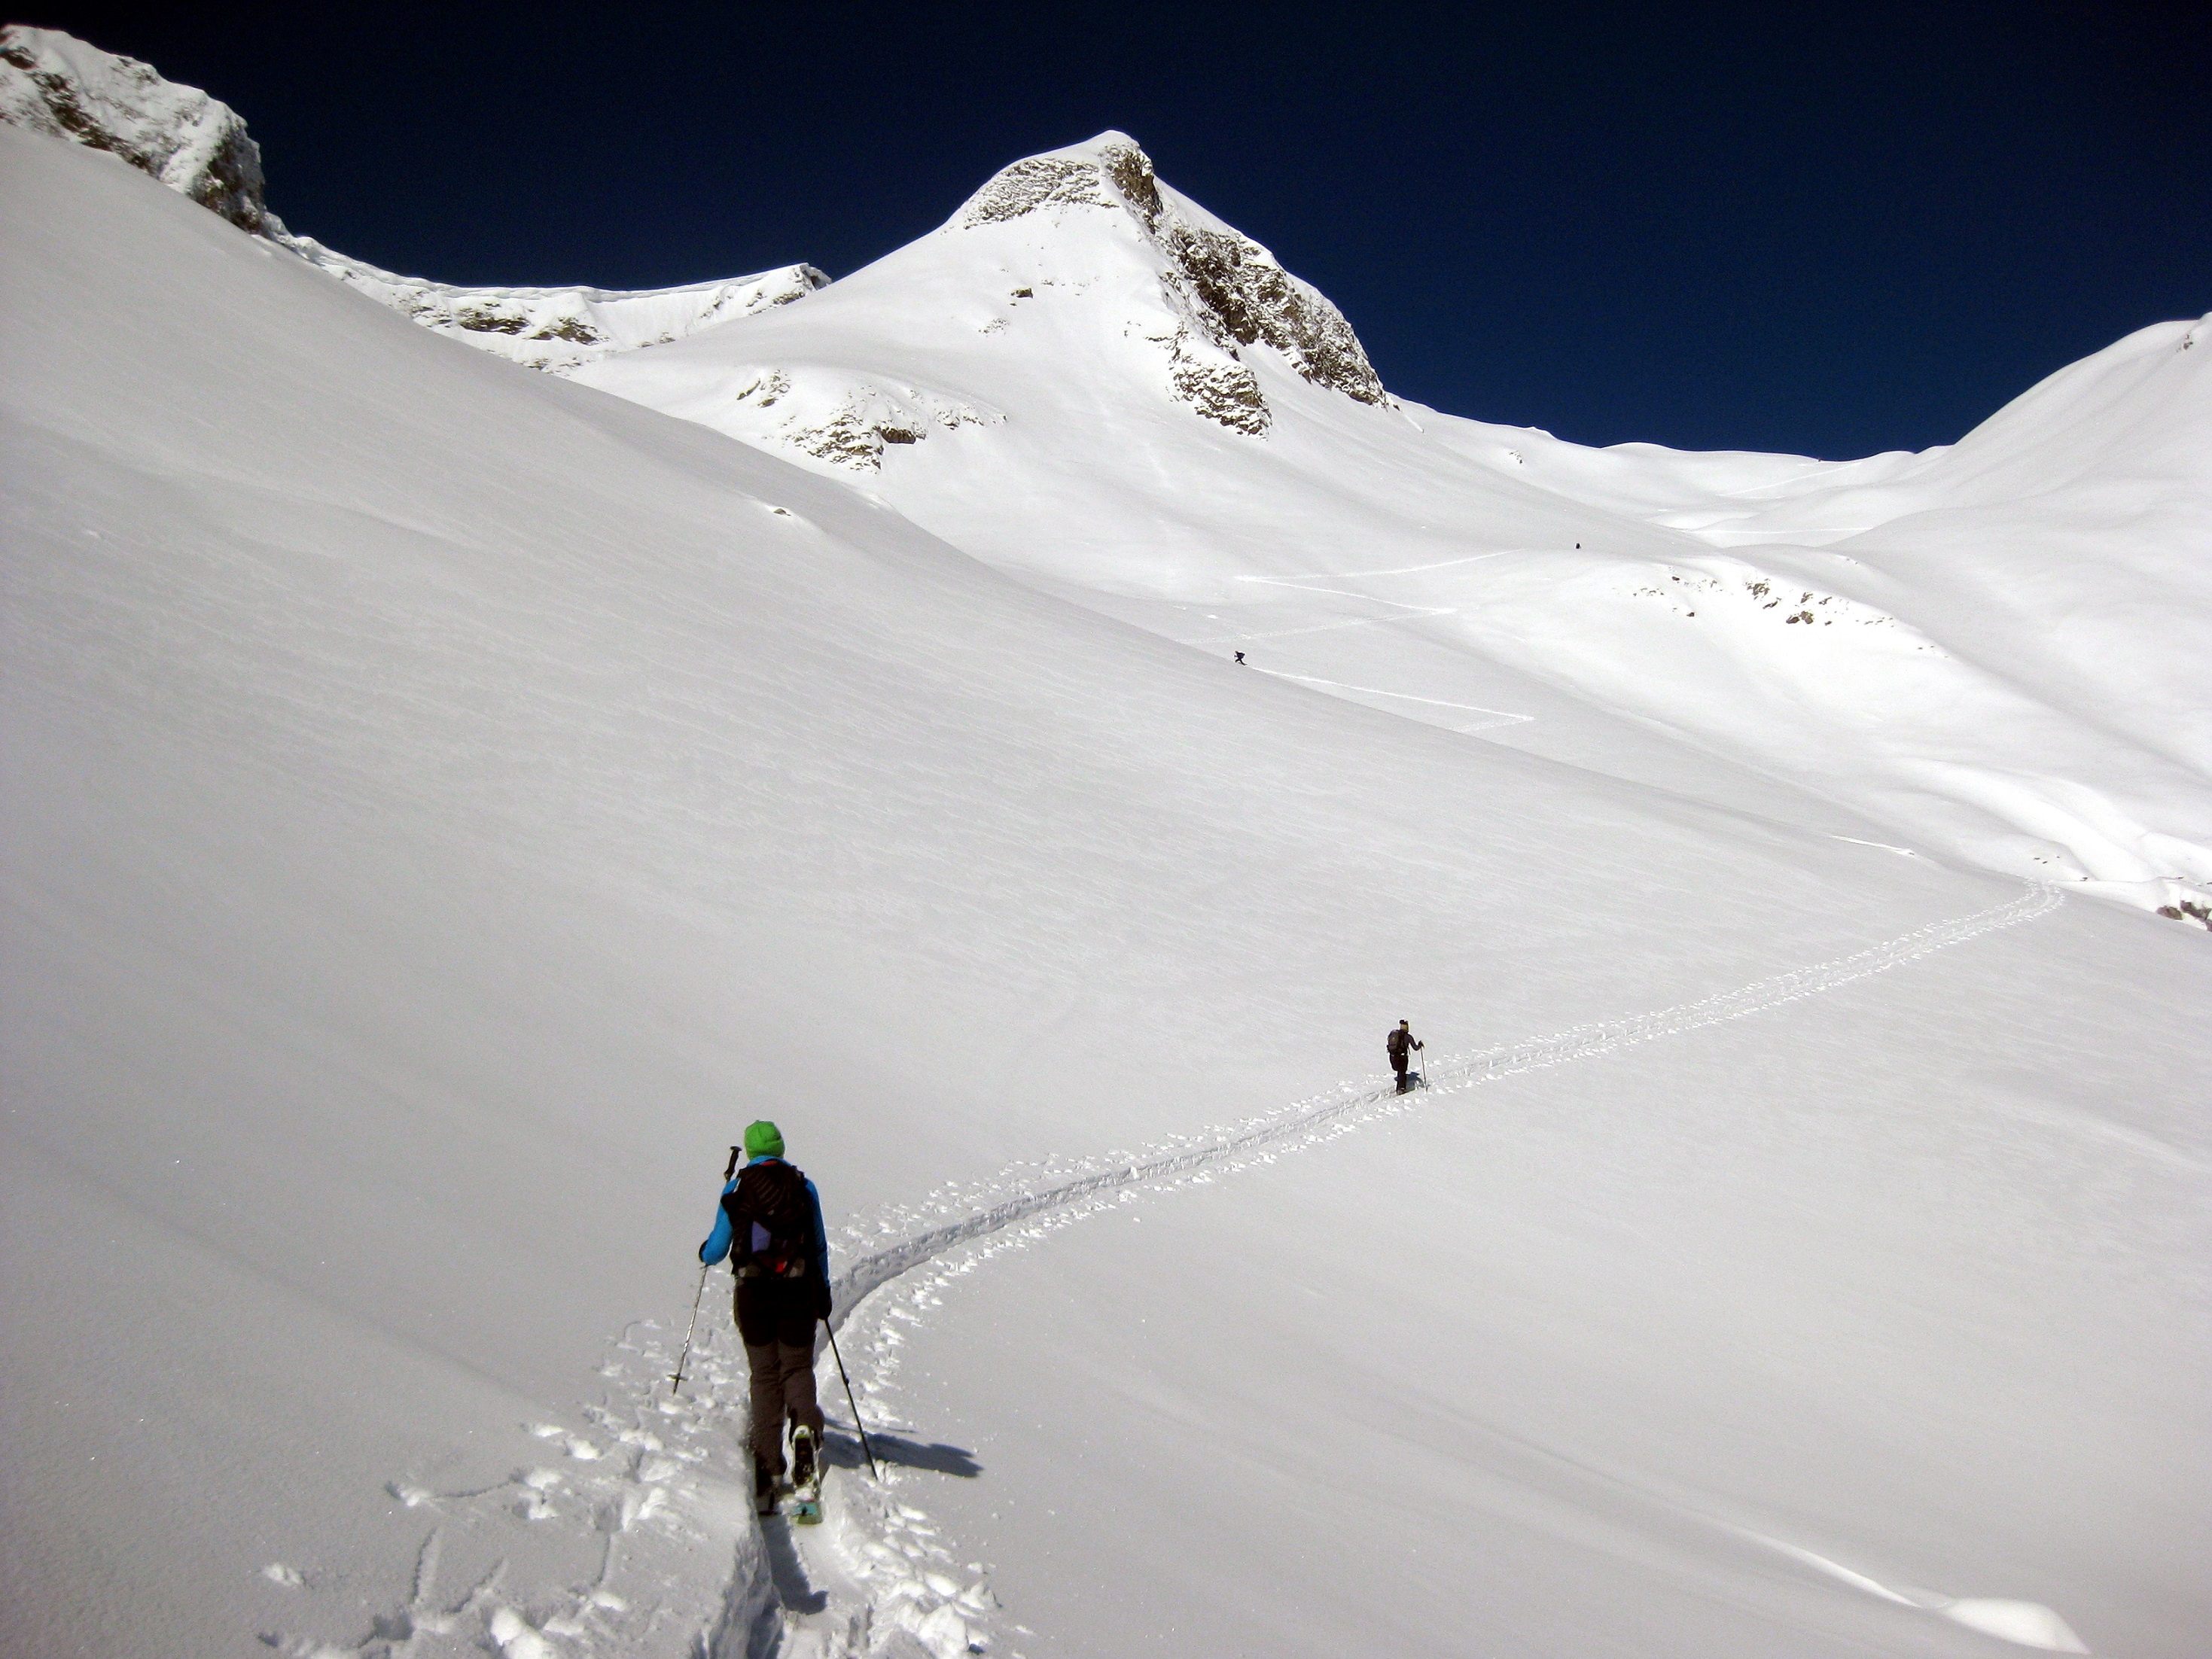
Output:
[{"xmin": 699, "ymin": 1177, "xmax": 739, "ymax": 1265}]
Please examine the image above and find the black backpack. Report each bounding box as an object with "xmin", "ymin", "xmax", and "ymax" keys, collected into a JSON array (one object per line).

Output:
[{"xmin": 723, "ymin": 1160, "xmax": 813, "ymax": 1277}]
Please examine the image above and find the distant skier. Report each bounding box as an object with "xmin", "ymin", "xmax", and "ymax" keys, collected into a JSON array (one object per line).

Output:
[
  {"xmin": 701, "ymin": 1120, "xmax": 830, "ymax": 1515},
  {"xmin": 1388, "ymin": 1020, "xmax": 1424, "ymax": 1092},
  {"xmin": 1234, "ymin": 650, "xmax": 1247, "ymax": 665}
]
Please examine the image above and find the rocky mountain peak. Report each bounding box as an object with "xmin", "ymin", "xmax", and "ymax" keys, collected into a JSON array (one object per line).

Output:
[
  {"xmin": 0, "ymin": 23, "xmax": 274, "ymax": 233},
  {"xmin": 954, "ymin": 132, "xmax": 1388, "ymax": 418}
]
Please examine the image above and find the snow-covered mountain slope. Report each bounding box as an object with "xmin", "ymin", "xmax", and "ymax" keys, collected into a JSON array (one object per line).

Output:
[
  {"xmin": 13, "ymin": 75, "xmax": 2212, "ymax": 1659},
  {"xmin": 578, "ymin": 132, "xmax": 1390, "ymax": 467},
  {"xmin": 1615, "ymin": 315, "xmax": 2212, "ymax": 785},
  {"xmin": 9, "ymin": 117, "xmax": 2208, "ymax": 1659},
  {"xmin": 577, "ymin": 134, "xmax": 2212, "ymax": 923},
  {"xmin": 0, "ymin": 24, "xmax": 822, "ymax": 372},
  {"xmin": 9, "ymin": 108, "xmax": 2212, "ymax": 1659}
]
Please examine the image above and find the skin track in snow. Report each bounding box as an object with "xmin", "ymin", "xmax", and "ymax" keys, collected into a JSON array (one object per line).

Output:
[
  {"xmin": 833, "ymin": 884, "xmax": 2201, "ymax": 1658},
  {"xmin": 825, "ymin": 877, "xmax": 2064, "ymax": 1326}
]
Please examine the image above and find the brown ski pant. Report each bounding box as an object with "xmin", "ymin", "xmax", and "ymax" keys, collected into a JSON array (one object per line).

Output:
[{"xmin": 735, "ymin": 1276, "xmax": 824, "ymax": 1472}]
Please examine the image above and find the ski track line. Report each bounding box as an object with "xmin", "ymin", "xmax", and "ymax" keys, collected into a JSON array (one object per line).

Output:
[
  {"xmin": 288, "ymin": 1312, "xmax": 803, "ymax": 1659},
  {"xmin": 827, "ymin": 881, "xmax": 2063, "ymax": 1322},
  {"xmin": 1240, "ymin": 551, "xmax": 1511, "ymax": 580},
  {"xmin": 1232, "ymin": 577, "xmax": 1455, "ymax": 610},
  {"xmin": 1252, "ymin": 668, "xmax": 1535, "ymax": 732},
  {"xmin": 1181, "ymin": 606, "xmax": 1458, "ymax": 645},
  {"xmin": 381, "ymin": 881, "xmax": 2060, "ymax": 1659}
]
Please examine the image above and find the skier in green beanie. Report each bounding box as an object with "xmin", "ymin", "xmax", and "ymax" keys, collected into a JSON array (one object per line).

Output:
[{"xmin": 700, "ymin": 1120, "xmax": 829, "ymax": 1514}]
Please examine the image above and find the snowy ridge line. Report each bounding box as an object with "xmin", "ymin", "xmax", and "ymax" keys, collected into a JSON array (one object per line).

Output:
[{"xmin": 830, "ymin": 880, "xmax": 2062, "ymax": 1326}]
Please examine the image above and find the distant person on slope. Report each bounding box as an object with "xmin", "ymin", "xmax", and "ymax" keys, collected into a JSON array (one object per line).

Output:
[
  {"xmin": 1388, "ymin": 1020, "xmax": 1424, "ymax": 1093},
  {"xmin": 701, "ymin": 1120, "xmax": 830, "ymax": 1515}
]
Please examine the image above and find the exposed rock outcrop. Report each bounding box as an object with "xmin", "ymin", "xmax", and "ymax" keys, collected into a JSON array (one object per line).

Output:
[
  {"xmin": 953, "ymin": 132, "xmax": 1388, "ymax": 431},
  {"xmin": 277, "ymin": 234, "xmax": 827, "ymax": 374},
  {"xmin": 1, "ymin": 23, "xmax": 273, "ymax": 233},
  {"xmin": 0, "ymin": 25, "xmax": 821, "ymax": 373}
]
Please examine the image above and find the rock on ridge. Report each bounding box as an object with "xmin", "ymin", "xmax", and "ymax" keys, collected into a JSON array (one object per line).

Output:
[
  {"xmin": 0, "ymin": 25, "xmax": 821, "ymax": 373},
  {"xmin": 0, "ymin": 23, "xmax": 272, "ymax": 233},
  {"xmin": 954, "ymin": 132, "xmax": 1389, "ymax": 428}
]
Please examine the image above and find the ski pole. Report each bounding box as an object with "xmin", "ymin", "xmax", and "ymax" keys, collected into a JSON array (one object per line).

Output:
[
  {"xmin": 672, "ymin": 1146, "xmax": 745, "ymax": 1396},
  {"xmin": 822, "ymin": 1318, "xmax": 880, "ymax": 1481},
  {"xmin": 669, "ymin": 1262, "xmax": 710, "ymax": 1396}
]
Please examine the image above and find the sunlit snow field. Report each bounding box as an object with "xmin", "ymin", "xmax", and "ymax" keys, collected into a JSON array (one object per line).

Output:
[{"xmin": 3, "ymin": 117, "xmax": 2207, "ymax": 1659}]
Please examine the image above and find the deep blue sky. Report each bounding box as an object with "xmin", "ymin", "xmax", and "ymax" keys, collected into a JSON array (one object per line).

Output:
[{"xmin": 32, "ymin": 1, "xmax": 2211, "ymax": 457}]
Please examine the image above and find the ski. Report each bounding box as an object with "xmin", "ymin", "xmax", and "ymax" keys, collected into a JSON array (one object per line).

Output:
[{"xmin": 788, "ymin": 1426, "xmax": 824, "ymax": 1525}]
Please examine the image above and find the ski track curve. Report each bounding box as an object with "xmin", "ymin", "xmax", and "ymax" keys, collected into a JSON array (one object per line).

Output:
[
  {"xmin": 800, "ymin": 878, "xmax": 2065, "ymax": 1657},
  {"xmin": 293, "ymin": 881, "xmax": 2062, "ymax": 1659},
  {"xmin": 827, "ymin": 879, "xmax": 2062, "ymax": 1322}
]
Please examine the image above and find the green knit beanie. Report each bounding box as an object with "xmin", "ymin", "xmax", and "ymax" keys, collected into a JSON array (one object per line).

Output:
[{"xmin": 744, "ymin": 1119, "xmax": 785, "ymax": 1160}]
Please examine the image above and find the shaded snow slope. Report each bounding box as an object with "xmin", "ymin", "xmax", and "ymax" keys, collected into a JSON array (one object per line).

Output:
[
  {"xmin": 578, "ymin": 136, "xmax": 2212, "ymax": 921},
  {"xmin": 0, "ymin": 25, "xmax": 822, "ymax": 372}
]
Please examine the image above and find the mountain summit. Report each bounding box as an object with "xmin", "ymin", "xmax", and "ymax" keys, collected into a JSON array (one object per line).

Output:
[
  {"xmin": 576, "ymin": 129, "xmax": 1397, "ymax": 474},
  {"xmin": 952, "ymin": 132, "xmax": 1388, "ymax": 423},
  {"xmin": 580, "ymin": 134, "xmax": 2212, "ymax": 920}
]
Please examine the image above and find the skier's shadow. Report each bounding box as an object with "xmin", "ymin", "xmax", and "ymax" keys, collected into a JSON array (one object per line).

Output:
[
  {"xmin": 760, "ymin": 1520, "xmax": 827, "ymax": 1615},
  {"xmin": 822, "ymin": 1423, "xmax": 983, "ymax": 1478}
]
